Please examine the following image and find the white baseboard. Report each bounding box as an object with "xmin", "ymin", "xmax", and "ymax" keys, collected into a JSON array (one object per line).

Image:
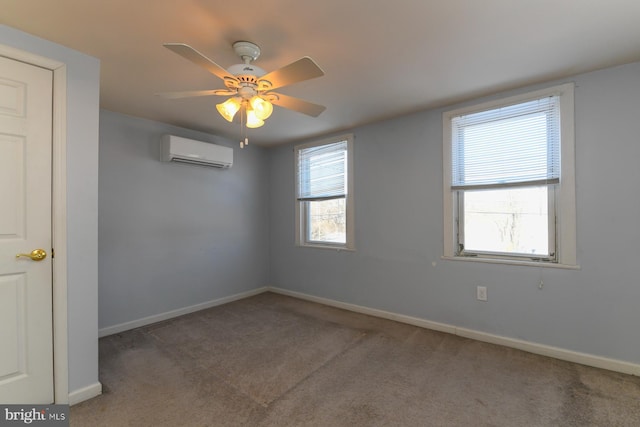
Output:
[
  {"xmin": 269, "ymin": 287, "xmax": 457, "ymax": 335},
  {"xmin": 98, "ymin": 287, "xmax": 268, "ymax": 338},
  {"xmin": 69, "ymin": 381, "xmax": 102, "ymax": 406},
  {"xmin": 456, "ymin": 327, "xmax": 640, "ymax": 376},
  {"xmin": 267, "ymin": 286, "xmax": 640, "ymax": 376}
]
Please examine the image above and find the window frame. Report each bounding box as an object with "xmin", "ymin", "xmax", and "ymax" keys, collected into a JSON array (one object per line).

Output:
[
  {"xmin": 443, "ymin": 83, "xmax": 577, "ymax": 267},
  {"xmin": 294, "ymin": 134, "xmax": 355, "ymax": 250}
]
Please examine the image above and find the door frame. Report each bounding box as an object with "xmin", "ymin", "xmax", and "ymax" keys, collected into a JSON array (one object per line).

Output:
[{"xmin": 0, "ymin": 44, "xmax": 69, "ymax": 404}]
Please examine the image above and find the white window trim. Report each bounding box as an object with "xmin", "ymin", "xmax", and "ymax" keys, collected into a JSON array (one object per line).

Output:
[
  {"xmin": 295, "ymin": 134, "xmax": 355, "ymax": 250},
  {"xmin": 442, "ymin": 83, "xmax": 577, "ymax": 268}
]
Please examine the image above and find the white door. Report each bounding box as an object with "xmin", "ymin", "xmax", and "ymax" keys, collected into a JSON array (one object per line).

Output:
[{"xmin": 0, "ymin": 56, "xmax": 53, "ymax": 403}]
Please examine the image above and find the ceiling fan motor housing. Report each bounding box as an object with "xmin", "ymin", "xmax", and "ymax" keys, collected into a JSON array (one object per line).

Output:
[
  {"xmin": 227, "ymin": 63, "xmax": 266, "ymax": 79},
  {"xmin": 225, "ymin": 63, "xmax": 268, "ymax": 96},
  {"xmin": 227, "ymin": 41, "xmax": 269, "ymax": 95}
]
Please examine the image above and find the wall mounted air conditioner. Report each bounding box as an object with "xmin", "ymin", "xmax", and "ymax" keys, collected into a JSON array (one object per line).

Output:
[{"xmin": 161, "ymin": 135, "xmax": 233, "ymax": 168}]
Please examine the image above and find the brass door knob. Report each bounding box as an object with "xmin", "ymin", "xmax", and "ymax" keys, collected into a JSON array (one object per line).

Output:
[{"xmin": 16, "ymin": 249, "xmax": 47, "ymax": 261}]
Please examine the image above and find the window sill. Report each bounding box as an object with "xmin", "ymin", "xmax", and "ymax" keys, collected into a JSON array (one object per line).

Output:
[
  {"xmin": 440, "ymin": 255, "xmax": 580, "ymax": 270},
  {"xmin": 297, "ymin": 243, "xmax": 355, "ymax": 252}
]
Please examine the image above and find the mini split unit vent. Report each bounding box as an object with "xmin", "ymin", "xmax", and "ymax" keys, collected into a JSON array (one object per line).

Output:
[{"xmin": 161, "ymin": 135, "xmax": 233, "ymax": 168}]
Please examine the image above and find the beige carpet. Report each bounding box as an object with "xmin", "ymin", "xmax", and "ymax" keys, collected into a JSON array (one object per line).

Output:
[{"xmin": 71, "ymin": 292, "xmax": 640, "ymax": 426}]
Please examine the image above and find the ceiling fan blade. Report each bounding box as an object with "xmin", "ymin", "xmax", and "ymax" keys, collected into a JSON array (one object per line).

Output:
[
  {"xmin": 156, "ymin": 89, "xmax": 236, "ymax": 99},
  {"xmin": 268, "ymin": 93, "xmax": 326, "ymax": 117},
  {"xmin": 164, "ymin": 43, "xmax": 236, "ymax": 83},
  {"xmin": 257, "ymin": 57, "xmax": 324, "ymax": 91}
]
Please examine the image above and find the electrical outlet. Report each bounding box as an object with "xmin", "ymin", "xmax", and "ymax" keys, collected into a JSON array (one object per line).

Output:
[{"xmin": 477, "ymin": 286, "xmax": 488, "ymax": 301}]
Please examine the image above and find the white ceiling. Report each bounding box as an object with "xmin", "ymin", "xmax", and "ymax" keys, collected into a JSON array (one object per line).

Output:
[{"xmin": 3, "ymin": 0, "xmax": 640, "ymax": 147}]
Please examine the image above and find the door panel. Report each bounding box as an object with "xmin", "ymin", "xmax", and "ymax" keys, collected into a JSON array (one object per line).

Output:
[
  {"xmin": 0, "ymin": 274, "xmax": 26, "ymax": 378},
  {"xmin": 0, "ymin": 135, "xmax": 25, "ymax": 238},
  {"xmin": 0, "ymin": 56, "xmax": 53, "ymax": 404}
]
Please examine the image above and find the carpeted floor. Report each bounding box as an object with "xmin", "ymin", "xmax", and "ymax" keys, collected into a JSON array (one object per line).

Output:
[{"xmin": 71, "ymin": 292, "xmax": 640, "ymax": 426}]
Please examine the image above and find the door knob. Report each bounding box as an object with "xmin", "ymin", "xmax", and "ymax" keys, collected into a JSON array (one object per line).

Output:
[{"xmin": 16, "ymin": 249, "xmax": 47, "ymax": 261}]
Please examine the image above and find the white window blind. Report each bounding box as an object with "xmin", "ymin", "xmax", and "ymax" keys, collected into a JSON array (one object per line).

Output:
[
  {"xmin": 451, "ymin": 96, "xmax": 560, "ymax": 190},
  {"xmin": 297, "ymin": 140, "xmax": 347, "ymax": 201}
]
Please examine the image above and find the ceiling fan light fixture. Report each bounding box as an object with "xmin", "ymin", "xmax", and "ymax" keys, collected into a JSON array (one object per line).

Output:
[
  {"xmin": 250, "ymin": 96, "xmax": 273, "ymax": 120},
  {"xmin": 216, "ymin": 97, "xmax": 241, "ymax": 122}
]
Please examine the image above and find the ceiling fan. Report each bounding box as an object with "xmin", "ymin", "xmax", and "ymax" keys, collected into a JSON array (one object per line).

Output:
[{"xmin": 158, "ymin": 41, "xmax": 326, "ymax": 147}]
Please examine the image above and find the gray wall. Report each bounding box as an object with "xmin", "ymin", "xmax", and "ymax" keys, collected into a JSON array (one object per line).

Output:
[
  {"xmin": 98, "ymin": 111, "xmax": 270, "ymax": 329},
  {"xmin": 269, "ymin": 60, "xmax": 640, "ymax": 365},
  {"xmin": 0, "ymin": 25, "xmax": 100, "ymax": 395}
]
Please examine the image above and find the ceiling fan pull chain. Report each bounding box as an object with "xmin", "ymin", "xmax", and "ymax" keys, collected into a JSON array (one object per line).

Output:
[
  {"xmin": 240, "ymin": 107, "xmax": 244, "ymax": 148},
  {"xmin": 240, "ymin": 106, "xmax": 246, "ymax": 148}
]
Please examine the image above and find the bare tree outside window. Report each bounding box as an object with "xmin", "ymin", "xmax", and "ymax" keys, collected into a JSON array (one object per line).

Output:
[
  {"xmin": 307, "ymin": 198, "xmax": 346, "ymax": 243},
  {"xmin": 463, "ymin": 186, "xmax": 548, "ymax": 255}
]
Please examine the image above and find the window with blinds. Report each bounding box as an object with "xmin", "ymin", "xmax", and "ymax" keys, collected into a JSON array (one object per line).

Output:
[
  {"xmin": 443, "ymin": 83, "xmax": 576, "ymax": 265},
  {"xmin": 295, "ymin": 135, "xmax": 354, "ymax": 249}
]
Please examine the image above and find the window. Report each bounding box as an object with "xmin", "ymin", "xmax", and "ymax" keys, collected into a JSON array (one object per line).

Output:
[
  {"xmin": 443, "ymin": 83, "xmax": 576, "ymax": 266},
  {"xmin": 295, "ymin": 134, "xmax": 354, "ymax": 249}
]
